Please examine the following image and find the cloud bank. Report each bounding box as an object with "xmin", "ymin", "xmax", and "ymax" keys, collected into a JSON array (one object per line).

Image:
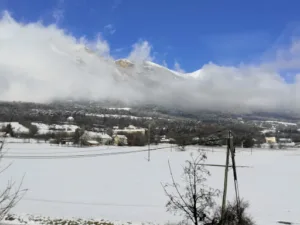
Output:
[{"xmin": 0, "ymin": 11, "xmax": 300, "ymax": 113}]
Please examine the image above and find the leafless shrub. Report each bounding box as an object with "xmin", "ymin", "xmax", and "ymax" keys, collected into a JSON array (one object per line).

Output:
[
  {"xmin": 162, "ymin": 152, "xmax": 220, "ymax": 225},
  {"xmin": 162, "ymin": 151, "xmax": 255, "ymax": 225}
]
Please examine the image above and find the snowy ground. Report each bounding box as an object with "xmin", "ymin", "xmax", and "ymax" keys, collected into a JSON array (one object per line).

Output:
[
  {"xmin": 0, "ymin": 122, "xmax": 29, "ymax": 134},
  {"xmin": 0, "ymin": 143, "xmax": 299, "ymax": 225}
]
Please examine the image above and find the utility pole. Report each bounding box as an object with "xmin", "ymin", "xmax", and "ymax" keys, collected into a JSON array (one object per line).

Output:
[
  {"xmin": 148, "ymin": 123, "xmax": 151, "ymax": 162},
  {"xmin": 221, "ymin": 130, "xmax": 233, "ymax": 222}
]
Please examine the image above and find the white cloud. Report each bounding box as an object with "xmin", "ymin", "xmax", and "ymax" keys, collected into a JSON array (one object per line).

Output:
[
  {"xmin": 52, "ymin": 0, "xmax": 65, "ymax": 24},
  {"xmin": 173, "ymin": 60, "xmax": 185, "ymax": 73},
  {"xmin": 114, "ymin": 47, "xmax": 125, "ymax": 53},
  {"xmin": 52, "ymin": 9, "xmax": 64, "ymax": 24},
  {"xmin": 104, "ymin": 24, "xmax": 116, "ymax": 35},
  {"xmin": 1, "ymin": 10, "xmax": 300, "ymax": 113},
  {"xmin": 0, "ymin": 11, "xmax": 139, "ymax": 103},
  {"xmin": 112, "ymin": 0, "xmax": 123, "ymax": 10},
  {"xmin": 128, "ymin": 40, "xmax": 153, "ymax": 63},
  {"xmin": 162, "ymin": 60, "xmax": 168, "ymax": 68},
  {"xmin": 88, "ymin": 33, "xmax": 110, "ymax": 56}
]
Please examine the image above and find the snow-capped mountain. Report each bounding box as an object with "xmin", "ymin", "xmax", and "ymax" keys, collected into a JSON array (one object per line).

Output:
[
  {"xmin": 49, "ymin": 42, "xmax": 201, "ymax": 85},
  {"xmin": 113, "ymin": 58, "xmax": 209, "ymax": 84},
  {"xmin": 41, "ymin": 44, "xmax": 297, "ymax": 114},
  {"xmin": 115, "ymin": 59, "xmax": 186, "ymax": 81}
]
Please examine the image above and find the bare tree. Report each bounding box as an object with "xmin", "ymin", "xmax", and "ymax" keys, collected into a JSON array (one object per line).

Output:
[
  {"xmin": 162, "ymin": 152, "xmax": 220, "ymax": 225},
  {"xmin": 0, "ymin": 137, "xmax": 27, "ymax": 221}
]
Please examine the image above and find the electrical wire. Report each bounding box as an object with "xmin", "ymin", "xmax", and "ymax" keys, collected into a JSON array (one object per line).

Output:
[
  {"xmin": 22, "ymin": 197, "xmax": 163, "ymax": 208},
  {"xmin": 2, "ymin": 128, "xmax": 227, "ymax": 154},
  {"xmin": 2, "ymin": 146, "xmax": 135, "ymax": 155},
  {"xmin": 0, "ymin": 128, "xmax": 229, "ymax": 160},
  {"xmin": 3, "ymin": 143, "xmax": 229, "ymax": 156},
  {"xmin": 1, "ymin": 146, "xmax": 171, "ymax": 159}
]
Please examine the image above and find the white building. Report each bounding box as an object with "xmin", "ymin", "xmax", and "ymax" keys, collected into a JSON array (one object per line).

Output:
[{"xmin": 265, "ymin": 137, "xmax": 277, "ymax": 144}]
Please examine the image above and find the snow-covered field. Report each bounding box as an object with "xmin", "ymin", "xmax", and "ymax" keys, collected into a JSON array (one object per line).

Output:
[{"xmin": 0, "ymin": 143, "xmax": 300, "ymax": 225}]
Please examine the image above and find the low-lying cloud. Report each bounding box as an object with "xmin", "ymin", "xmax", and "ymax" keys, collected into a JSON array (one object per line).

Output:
[{"xmin": 1, "ymin": 11, "xmax": 300, "ymax": 113}]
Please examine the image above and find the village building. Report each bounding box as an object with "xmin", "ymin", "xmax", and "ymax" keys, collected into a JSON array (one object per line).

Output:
[
  {"xmin": 265, "ymin": 137, "xmax": 277, "ymax": 144},
  {"xmin": 84, "ymin": 140, "xmax": 100, "ymax": 146},
  {"xmin": 261, "ymin": 137, "xmax": 279, "ymax": 149}
]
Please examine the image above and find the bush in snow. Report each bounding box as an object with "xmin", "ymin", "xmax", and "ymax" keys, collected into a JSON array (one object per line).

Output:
[{"xmin": 211, "ymin": 199, "xmax": 255, "ymax": 225}]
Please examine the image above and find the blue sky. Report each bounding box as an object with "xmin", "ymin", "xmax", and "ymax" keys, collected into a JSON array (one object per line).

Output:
[{"xmin": 1, "ymin": 0, "xmax": 300, "ymax": 72}]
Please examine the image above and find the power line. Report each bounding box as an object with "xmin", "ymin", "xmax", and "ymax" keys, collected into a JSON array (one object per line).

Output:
[
  {"xmin": 1, "ymin": 146, "xmax": 171, "ymax": 159},
  {"xmin": 1, "ymin": 143, "xmax": 240, "ymax": 159},
  {"xmin": 197, "ymin": 163, "xmax": 252, "ymax": 168},
  {"xmin": 22, "ymin": 197, "xmax": 163, "ymax": 208},
  {"xmin": 3, "ymin": 143, "xmax": 239, "ymax": 156},
  {"xmin": 1, "ymin": 128, "xmax": 242, "ymax": 160},
  {"xmin": 2, "ymin": 146, "xmax": 134, "ymax": 155},
  {"xmin": 2, "ymin": 132, "xmax": 228, "ymax": 158},
  {"xmin": 2, "ymin": 145, "xmax": 253, "ymax": 169},
  {"xmin": 2, "ymin": 128, "xmax": 227, "ymax": 154}
]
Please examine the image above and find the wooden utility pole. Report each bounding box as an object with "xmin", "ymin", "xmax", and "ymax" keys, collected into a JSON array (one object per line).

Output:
[{"xmin": 221, "ymin": 130, "xmax": 233, "ymax": 222}]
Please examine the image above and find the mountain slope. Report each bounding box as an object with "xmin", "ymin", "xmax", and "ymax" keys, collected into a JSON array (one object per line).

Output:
[
  {"xmin": 26, "ymin": 43, "xmax": 298, "ymax": 114},
  {"xmin": 115, "ymin": 59, "xmax": 185, "ymax": 81}
]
